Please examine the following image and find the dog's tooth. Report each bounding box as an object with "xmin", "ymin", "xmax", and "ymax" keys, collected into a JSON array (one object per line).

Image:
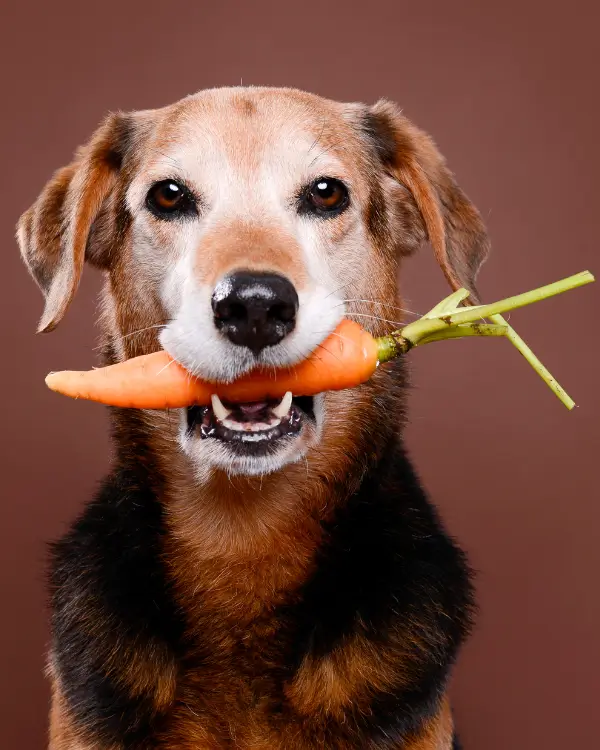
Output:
[
  {"xmin": 211, "ymin": 394, "xmax": 232, "ymax": 422},
  {"xmin": 272, "ymin": 391, "xmax": 293, "ymax": 419}
]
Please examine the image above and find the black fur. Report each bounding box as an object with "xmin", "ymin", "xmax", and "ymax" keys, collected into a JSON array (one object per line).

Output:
[
  {"xmin": 282, "ymin": 437, "xmax": 473, "ymax": 744},
  {"xmin": 49, "ymin": 403, "xmax": 473, "ymax": 748},
  {"xmin": 49, "ymin": 410, "xmax": 184, "ymax": 745}
]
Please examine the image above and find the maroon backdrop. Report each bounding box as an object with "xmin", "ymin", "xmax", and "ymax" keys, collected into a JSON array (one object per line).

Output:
[{"xmin": 1, "ymin": 1, "xmax": 598, "ymax": 747}]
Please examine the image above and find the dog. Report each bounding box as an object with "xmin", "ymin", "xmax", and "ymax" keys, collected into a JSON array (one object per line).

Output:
[{"xmin": 17, "ymin": 86, "xmax": 489, "ymax": 749}]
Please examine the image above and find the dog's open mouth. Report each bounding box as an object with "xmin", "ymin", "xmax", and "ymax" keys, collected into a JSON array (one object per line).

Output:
[{"xmin": 186, "ymin": 393, "xmax": 315, "ymax": 449}]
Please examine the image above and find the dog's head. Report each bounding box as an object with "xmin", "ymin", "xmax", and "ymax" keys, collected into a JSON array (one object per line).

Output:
[{"xmin": 17, "ymin": 87, "xmax": 488, "ymax": 478}]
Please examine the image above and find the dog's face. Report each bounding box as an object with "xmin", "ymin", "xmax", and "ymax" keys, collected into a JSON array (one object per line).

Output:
[{"xmin": 17, "ymin": 87, "xmax": 489, "ymax": 478}]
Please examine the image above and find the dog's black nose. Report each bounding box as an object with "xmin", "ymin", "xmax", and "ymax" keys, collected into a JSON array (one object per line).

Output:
[{"xmin": 212, "ymin": 272, "xmax": 298, "ymax": 355}]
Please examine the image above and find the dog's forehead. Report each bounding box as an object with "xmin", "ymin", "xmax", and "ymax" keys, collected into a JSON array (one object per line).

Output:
[{"xmin": 140, "ymin": 88, "xmax": 367, "ymax": 181}]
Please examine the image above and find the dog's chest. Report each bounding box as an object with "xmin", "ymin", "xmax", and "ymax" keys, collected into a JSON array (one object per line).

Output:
[
  {"xmin": 156, "ymin": 610, "xmax": 302, "ymax": 749},
  {"xmin": 154, "ymin": 545, "xmax": 312, "ymax": 747}
]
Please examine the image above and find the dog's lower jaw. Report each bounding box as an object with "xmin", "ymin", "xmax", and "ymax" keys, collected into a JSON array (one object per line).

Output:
[
  {"xmin": 183, "ymin": 436, "xmax": 312, "ymax": 479},
  {"xmin": 179, "ymin": 393, "xmax": 325, "ymax": 477}
]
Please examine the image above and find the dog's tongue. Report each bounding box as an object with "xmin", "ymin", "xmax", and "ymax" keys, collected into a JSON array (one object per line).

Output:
[{"xmin": 236, "ymin": 401, "xmax": 269, "ymax": 416}]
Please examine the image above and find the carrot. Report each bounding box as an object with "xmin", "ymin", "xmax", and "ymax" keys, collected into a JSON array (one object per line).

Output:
[
  {"xmin": 44, "ymin": 319, "xmax": 380, "ymax": 409},
  {"xmin": 44, "ymin": 271, "xmax": 594, "ymax": 411}
]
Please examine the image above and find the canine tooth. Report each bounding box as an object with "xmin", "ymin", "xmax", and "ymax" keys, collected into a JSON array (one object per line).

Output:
[
  {"xmin": 272, "ymin": 391, "xmax": 293, "ymax": 419},
  {"xmin": 211, "ymin": 394, "xmax": 232, "ymax": 422}
]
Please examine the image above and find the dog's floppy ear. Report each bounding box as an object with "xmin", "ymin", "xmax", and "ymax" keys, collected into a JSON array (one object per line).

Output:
[
  {"xmin": 364, "ymin": 100, "xmax": 490, "ymax": 302},
  {"xmin": 16, "ymin": 112, "xmax": 134, "ymax": 332}
]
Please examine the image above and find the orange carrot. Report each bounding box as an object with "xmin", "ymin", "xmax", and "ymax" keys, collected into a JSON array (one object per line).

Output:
[{"xmin": 44, "ymin": 320, "xmax": 380, "ymax": 409}]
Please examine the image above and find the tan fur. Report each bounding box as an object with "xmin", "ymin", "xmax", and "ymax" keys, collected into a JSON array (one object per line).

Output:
[
  {"xmin": 108, "ymin": 642, "xmax": 178, "ymax": 710},
  {"xmin": 286, "ymin": 633, "xmax": 402, "ymax": 718},
  {"xmin": 48, "ymin": 668, "xmax": 98, "ymax": 750},
  {"xmin": 194, "ymin": 220, "xmax": 308, "ymax": 289},
  {"xmin": 405, "ymin": 696, "xmax": 454, "ymax": 749},
  {"xmin": 285, "ymin": 602, "xmax": 451, "ymax": 725}
]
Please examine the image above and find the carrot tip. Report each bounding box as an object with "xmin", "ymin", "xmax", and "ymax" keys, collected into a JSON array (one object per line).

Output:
[{"xmin": 45, "ymin": 372, "xmax": 60, "ymax": 390}]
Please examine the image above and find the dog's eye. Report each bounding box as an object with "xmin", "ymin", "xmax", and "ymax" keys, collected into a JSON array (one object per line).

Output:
[
  {"xmin": 145, "ymin": 180, "xmax": 196, "ymax": 219},
  {"xmin": 302, "ymin": 177, "xmax": 349, "ymax": 217}
]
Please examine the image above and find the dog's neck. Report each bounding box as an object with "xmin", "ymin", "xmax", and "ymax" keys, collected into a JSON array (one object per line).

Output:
[{"xmin": 113, "ymin": 406, "xmax": 372, "ymax": 629}]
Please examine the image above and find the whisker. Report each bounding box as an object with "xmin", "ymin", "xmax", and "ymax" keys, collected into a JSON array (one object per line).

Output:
[
  {"xmin": 344, "ymin": 312, "xmax": 406, "ymax": 327},
  {"xmin": 311, "ymin": 330, "xmax": 346, "ymax": 341},
  {"xmin": 307, "ymin": 143, "xmax": 337, "ymax": 171},
  {"xmin": 94, "ymin": 322, "xmax": 172, "ymax": 351},
  {"xmin": 307, "ymin": 120, "xmax": 327, "ymax": 157},
  {"xmin": 150, "ymin": 149, "xmax": 185, "ymax": 171},
  {"xmin": 119, "ymin": 323, "xmax": 169, "ymax": 341},
  {"xmin": 341, "ymin": 299, "xmax": 421, "ymax": 317},
  {"xmin": 156, "ymin": 357, "xmax": 178, "ymax": 377},
  {"xmin": 286, "ymin": 342, "xmax": 321, "ymax": 375},
  {"xmin": 314, "ymin": 342, "xmax": 343, "ymax": 364},
  {"xmin": 312, "ymin": 330, "xmax": 357, "ymax": 350},
  {"xmin": 323, "ymin": 282, "xmax": 353, "ymax": 300},
  {"xmin": 280, "ymin": 471, "xmax": 304, "ymax": 503}
]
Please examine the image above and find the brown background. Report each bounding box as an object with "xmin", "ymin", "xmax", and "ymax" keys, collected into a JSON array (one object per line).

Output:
[{"xmin": 1, "ymin": 1, "xmax": 598, "ymax": 747}]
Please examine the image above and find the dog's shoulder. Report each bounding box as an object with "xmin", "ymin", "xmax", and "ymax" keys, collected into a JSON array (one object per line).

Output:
[
  {"xmin": 294, "ymin": 439, "xmax": 474, "ymax": 653},
  {"xmin": 49, "ymin": 457, "xmax": 183, "ymax": 746},
  {"xmin": 50, "ymin": 461, "xmax": 181, "ymax": 636},
  {"xmin": 280, "ymin": 439, "xmax": 474, "ymax": 744}
]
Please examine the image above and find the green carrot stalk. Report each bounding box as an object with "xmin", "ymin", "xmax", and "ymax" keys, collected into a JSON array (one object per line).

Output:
[
  {"xmin": 489, "ymin": 313, "xmax": 575, "ymax": 410},
  {"xmin": 375, "ymin": 271, "xmax": 594, "ymax": 410}
]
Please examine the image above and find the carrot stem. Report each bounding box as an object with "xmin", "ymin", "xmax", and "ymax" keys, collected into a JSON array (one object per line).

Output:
[
  {"xmin": 418, "ymin": 323, "xmax": 508, "ymax": 345},
  {"xmin": 489, "ymin": 313, "xmax": 575, "ymax": 410},
  {"xmin": 375, "ymin": 271, "xmax": 595, "ymax": 410}
]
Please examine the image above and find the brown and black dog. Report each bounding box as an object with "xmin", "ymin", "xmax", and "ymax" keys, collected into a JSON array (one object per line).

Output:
[{"xmin": 17, "ymin": 87, "xmax": 489, "ymax": 749}]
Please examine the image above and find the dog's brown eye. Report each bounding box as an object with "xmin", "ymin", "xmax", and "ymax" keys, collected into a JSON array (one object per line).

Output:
[
  {"xmin": 303, "ymin": 177, "xmax": 349, "ymax": 217},
  {"xmin": 146, "ymin": 180, "xmax": 196, "ymax": 219}
]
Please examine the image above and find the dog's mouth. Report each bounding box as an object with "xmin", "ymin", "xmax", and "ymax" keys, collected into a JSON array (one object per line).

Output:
[{"xmin": 186, "ymin": 392, "xmax": 315, "ymax": 452}]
